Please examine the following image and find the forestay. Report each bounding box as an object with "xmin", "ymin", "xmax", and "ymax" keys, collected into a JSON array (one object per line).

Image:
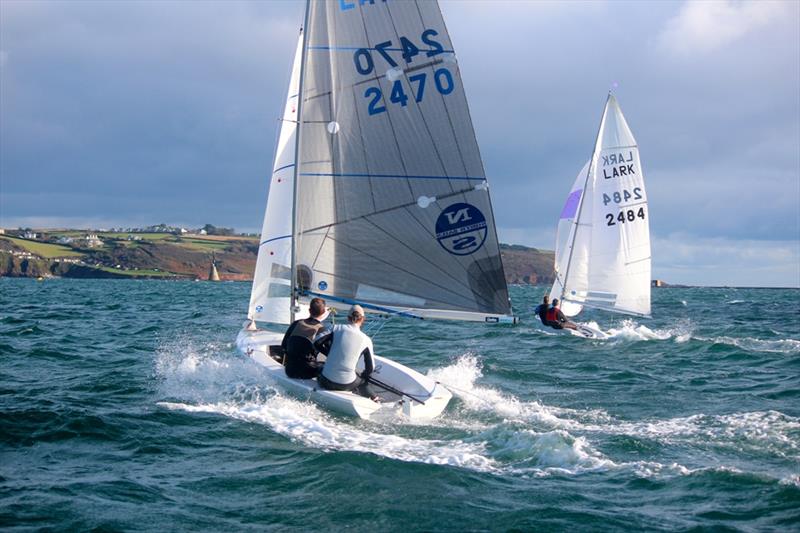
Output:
[
  {"xmin": 551, "ymin": 95, "xmax": 651, "ymax": 318},
  {"xmin": 293, "ymin": 0, "xmax": 513, "ymax": 321}
]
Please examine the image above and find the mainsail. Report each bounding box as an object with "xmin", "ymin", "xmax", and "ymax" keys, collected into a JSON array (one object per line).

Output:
[
  {"xmin": 286, "ymin": 0, "xmax": 514, "ymax": 322},
  {"xmin": 550, "ymin": 94, "xmax": 651, "ymax": 318}
]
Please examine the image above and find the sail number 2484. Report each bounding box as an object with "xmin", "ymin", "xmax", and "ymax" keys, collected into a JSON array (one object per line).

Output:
[
  {"xmin": 353, "ymin": 29, "xmax": 455, "ymax": 116},
  {"xmin": 606, "ymin": 208, "xmax": 646, "ymax": 226}
]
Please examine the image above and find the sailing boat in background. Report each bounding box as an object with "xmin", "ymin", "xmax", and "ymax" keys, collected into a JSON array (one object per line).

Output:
[
  {"xmin": 548, "ymin": 94, "xmax": 651, "ymax": 339},
  {"xmin": 237, "ymin": 0, "xmax": 516, "ymax": 419},
  {"xmin": 208, "ymin": 254, "xmax": 221, "ymax": 282}
]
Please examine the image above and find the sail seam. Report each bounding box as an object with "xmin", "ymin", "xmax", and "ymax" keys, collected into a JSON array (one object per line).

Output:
[
  {"xmin": 273, "ymin": 163, "xmax": 295, "ymax": 174},
  {"xmin": 299, "ymin": 172, "xmax": 485, "ymax": 181},
  {"xmin": 601, "ymin": 144, "xmax": 637, "ymax": 150},
  {"xmin": 260, "ymin": 235, "xmax": 291, "ymax": 246},
  {"xmin": 308, "ymin": 45, "xmax": 453, "ymax": 53}
]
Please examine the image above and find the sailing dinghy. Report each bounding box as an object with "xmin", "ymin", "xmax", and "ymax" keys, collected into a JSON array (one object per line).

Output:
[
  {"xmin": 548, "ymin": 94, "xmax": 651, "ymax": 339},
  {"xmin": 237, "ymin": 0, "xmax": 516, "ymax": 420}
]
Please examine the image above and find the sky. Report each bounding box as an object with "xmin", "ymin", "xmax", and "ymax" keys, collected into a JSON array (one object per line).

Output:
[{"xmin": 1, "ymin": 0, "xmax": 798, "ymax": 287}]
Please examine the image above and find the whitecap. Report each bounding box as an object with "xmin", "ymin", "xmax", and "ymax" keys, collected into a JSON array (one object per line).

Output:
[
  {"xmin": 697, "ymin": 335, "xmax": 800, "ymax": 354},
  {"xmin": 158, "ymin": 395, "xmax": 499, "ymax": 472}
]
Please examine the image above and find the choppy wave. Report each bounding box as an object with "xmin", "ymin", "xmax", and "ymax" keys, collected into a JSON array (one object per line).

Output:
[
  {"xmin": 156, "ymin": 342, "xmax": 498, "ymax": 471},
  {"xmin": 156, "ymin": 346, "xmax": 624, "ymax": 476},
  {"xmin": 428, "ymin": 355, "xmax": 799, "ymax": 479},
  {"xmin": 6, "ymin": 278, "xmax": 800, "ymax": 530},
  {"xmin": 111, "ymin": 292, "xmax": 800, "ymax": 484},
  {"xmin": 157, "ymin": 344, "xmax": 794, "ymax": 481},
  {"xmin": 695, "ymin": 335, "xmax": 800, "ymax": 354},
  {"xmin": 158, "ymin": 398, "xmax": 498, "ymax": 471},
  {"xmin": 570, "ymin": 319, "xmax": 799, "ymax": 351},
  {"xmin": 554, "ymin": 318, "xmax": 696, "ymax": 343}
]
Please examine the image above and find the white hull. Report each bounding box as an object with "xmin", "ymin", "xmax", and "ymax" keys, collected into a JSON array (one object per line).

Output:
[
  {"xmin": 540, "ymin": 322, "xmax": 609, "ymax": 339},
  {"xmin": 235, "ymin": 328, "xmax": 452, "ymax": 421},
  {"xmin": 569, "ymin": 323, "xmax": 609, "ymax": 339}
]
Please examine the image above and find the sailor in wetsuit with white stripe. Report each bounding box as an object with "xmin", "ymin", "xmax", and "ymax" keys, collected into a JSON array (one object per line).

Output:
[{"xmin": 314, "ymin": 304, "xmax": 380, "ymax": 402}]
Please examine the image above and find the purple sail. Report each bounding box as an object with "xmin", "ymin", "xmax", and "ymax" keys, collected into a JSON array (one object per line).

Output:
[{"xmin": 560, "ymin": 189, "xmax": 582, "ymax": 219}]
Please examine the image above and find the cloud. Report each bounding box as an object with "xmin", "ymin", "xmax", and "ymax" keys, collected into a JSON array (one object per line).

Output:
[
  {"xmin": 653, "ymin": 234, "xmax": 800, "ymax": 287},
  {"xmin": 657, "ymin": 0, "xmax": 790, "ymax": 56}
]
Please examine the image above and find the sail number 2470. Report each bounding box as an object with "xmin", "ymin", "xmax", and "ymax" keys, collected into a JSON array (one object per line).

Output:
[{"xmin": 353, "ymin": 30, "xmax": 455, "ymax": 116}]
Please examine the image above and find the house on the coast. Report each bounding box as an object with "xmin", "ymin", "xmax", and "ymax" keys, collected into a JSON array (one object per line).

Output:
[{"xmin": 83, "ymin": 234, "xmax": 104, "ymax": 248}]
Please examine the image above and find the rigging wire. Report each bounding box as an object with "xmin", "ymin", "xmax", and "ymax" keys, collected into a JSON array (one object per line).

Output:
[{"xmin": 364, "ymin": 316, "xmax": 391, "ymax": 340}]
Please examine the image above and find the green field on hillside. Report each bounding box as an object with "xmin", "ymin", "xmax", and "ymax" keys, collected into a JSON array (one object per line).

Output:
[
  {"xmin": 99, "ymin": 232, "xmax": 175, "ymax": 241},
  {"xmin": 94, "ymin": 266, "xmax": 177, "ymax": 277},
  {"xmin": 175, "ymin": 238, "xmax": 230, "ymax": 252},
  {"xmin": 1, "ymin": 236, "xmax": 84, "ymax": 259},
  {"xmin": 47, "ymin": 231, "xmax": 175, "ymax": 242}
]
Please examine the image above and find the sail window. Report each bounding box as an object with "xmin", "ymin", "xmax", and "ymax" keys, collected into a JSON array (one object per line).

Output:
[
  {"xmin": 267, "ymin": 283, "xmax": 291, "ymax": 298},
  {"xmin": 270, "ymin": 263, "xmax": 292, "ymax": 280}
]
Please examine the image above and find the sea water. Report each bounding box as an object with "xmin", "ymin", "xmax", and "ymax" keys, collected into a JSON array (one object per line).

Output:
[{"xmin": 1, "ymin": 278, "xmax": 798, "ymax": 530}]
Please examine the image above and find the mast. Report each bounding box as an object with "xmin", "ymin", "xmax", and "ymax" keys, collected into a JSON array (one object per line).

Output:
[
  {"xmin": 557, "ymin": 92, "xmax": 612, "ymax": 304},
  {"xmin": 290, "ymin": 0, "xmax": 311, "ymax": 323}
]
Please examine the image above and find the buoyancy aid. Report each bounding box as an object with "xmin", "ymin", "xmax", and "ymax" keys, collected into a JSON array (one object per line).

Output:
[{"xmin": 544, "ymin": 307, "xmax": 559, "ymax": 324}]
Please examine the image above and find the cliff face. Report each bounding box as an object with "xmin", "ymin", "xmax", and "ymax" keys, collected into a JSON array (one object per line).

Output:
[
  {"xmin": 88, "ymin": 242, "xmax": 256, "ymax": 281},
  {"xmin": 500, "ymin": 245, "xmax": 554, "ymax": 285},
  {"xmin": 0, "ymin": 255, "xmax": 52, "ymax": 278}
]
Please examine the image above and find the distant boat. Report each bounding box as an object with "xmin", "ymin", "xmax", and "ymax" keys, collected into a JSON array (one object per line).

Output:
[
  {"xmin": 548, "ymin": 94, "xmax": 651, "ymax": 338},
  {"xmin": 208, "ymin": 257, "xmax": 220, "ymax": 282},
  {"xmin": 236, "ymin": 0, "xmax": 516, "ymax": 420}
]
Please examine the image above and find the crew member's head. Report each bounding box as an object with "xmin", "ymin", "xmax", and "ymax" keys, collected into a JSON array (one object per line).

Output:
[
  {"xmin": 542, "ymin": 295, "xmax": 550, "ymax": 304},
  {"xmin": 552, "ymin": 298, "xmax": 560, "ymax": 308},
  {"xmin": 309, "ymin": 297, "xmax": 326, "ymax": 319},
  {"xmin": 348, "ymin": 304, "xmax": 365, "ymax": 325}
]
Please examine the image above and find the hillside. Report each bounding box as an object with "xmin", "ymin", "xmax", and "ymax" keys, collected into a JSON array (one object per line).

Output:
[
  {"xmin": 499, "ymin": 244, "xmax": 555, "ymax": 285},
  {"xmin": 0, "ymin": 231, "xmax": 555, "ymax": 285}
]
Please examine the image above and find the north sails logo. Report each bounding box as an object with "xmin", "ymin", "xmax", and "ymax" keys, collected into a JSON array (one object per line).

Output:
[{"xmin": 435, "ymin": 202, "xmax": 488, "ymax": 256}]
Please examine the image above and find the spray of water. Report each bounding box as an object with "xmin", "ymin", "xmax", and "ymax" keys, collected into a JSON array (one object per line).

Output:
[{"xmin": 153, "ymin": 339, "xmax": 798, "ymax": 481}]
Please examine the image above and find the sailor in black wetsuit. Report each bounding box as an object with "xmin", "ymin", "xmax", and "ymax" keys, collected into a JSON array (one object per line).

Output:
[
  {"xmin": 281, "ymin": 297, "xmax": 329, "ymax": 379},
  {"xmin": 535, "ymin": 295, "xmax": 553, "ymax": 326}
]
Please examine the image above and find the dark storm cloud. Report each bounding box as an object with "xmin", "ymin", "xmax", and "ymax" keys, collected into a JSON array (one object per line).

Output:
[{"xmin": 1, "ymin": 0, "xmax": 303, "ymax": 230}]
